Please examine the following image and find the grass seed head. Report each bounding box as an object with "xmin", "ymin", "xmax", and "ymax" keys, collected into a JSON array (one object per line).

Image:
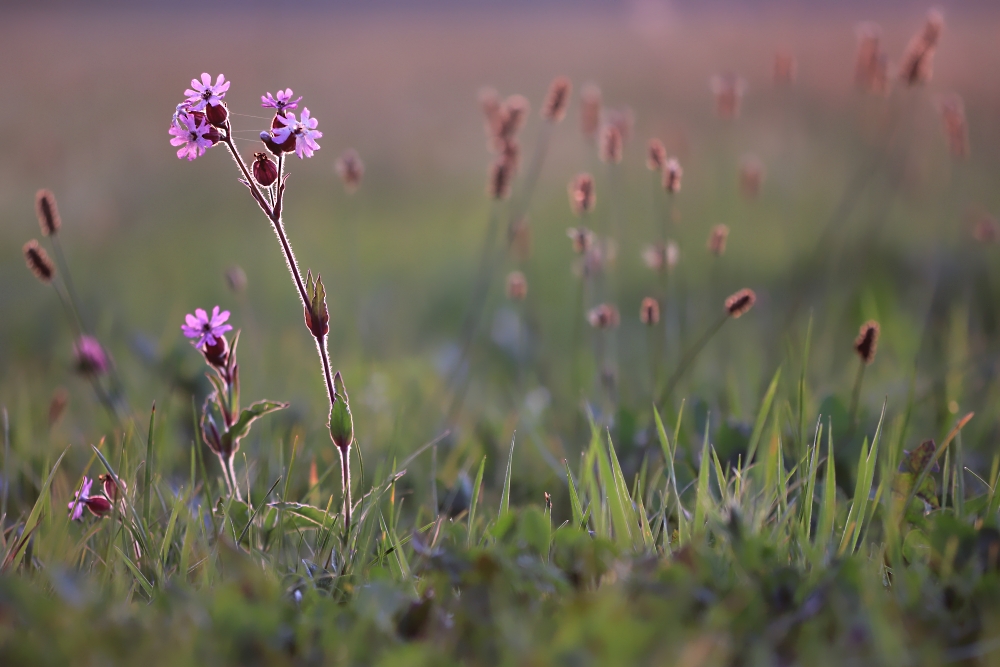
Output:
[
  {"xmin": 662, "ymin": 158, "xmax": 683, "ymax": 193},
  {"xmin": 647, "ymin": 138, "xmax": 667, "ymax": 171},
  {"xmin": 542, "ymin": 76, "xmax": 572, "ymax": 122},
  {"xmin": 567, "ymin": 227, "xmax": 595, "ymax": 254},
  {"xmin": 335, "ymin": 148, "xmax": 365, "ymax": 192},
  {"xmin": 899, "ymin": 9, "xmax": 944, "ymax": 86},
  {"xmin": 599, "ymin": 124, "xmax": 623, "ymax": 164},
  {"xmin": 588, "ymin": 303, "xmax": 620, "ymax": 329},
  {"xmin": 854, "ymin": 320, "xmax": 880, "ymax": 364},
  {"xmin": 580, "ymin": 83, "xmax": 602, "ymax": 140},
  {"xmin": 35, "ymin": 189, "xmax": 61, "ymax": 236},
  {"xmin": 506, "ymin": 271, "xmax": 528, "ymax": 300},
  {"xmin": 708, "ymin": 224, "xmax": 729, "ymax": 257},
  {"xmin": 739, "ymin": 155, "xmax": 766, "ymax": 199},
  {"xmin": 938, "ymin": 94, "xmax": 969, "ymax": 160},
  {"xmin": 640, "ymin": 297, "xmax": 660, "ymax": 325},
  {"xmin": 568, "ymin": 173, "xmax": 596, "ymax": 214},
  {"xmin": 23, "ymin": 239, "xmax": 55, "ymax": 283},
  {"xmin": 725, "ymin": 288, "xmax": 756, "ymax": 318},
  {"xmin": 710, "ymin": 72, "xmax": 747, "ymax": 119}
]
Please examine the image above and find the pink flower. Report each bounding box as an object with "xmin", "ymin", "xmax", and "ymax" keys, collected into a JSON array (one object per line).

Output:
[
  {"xmin": 184, "ymin": 73, "xmax": 230, "ymax": 111},
  {"xmin": 261, "ymin": 88, "xmax": 301, "ymax": 111},
  {"xmin": 68, "ymin": 476, "xmax": 112, "ymax": 521},
  {"xmin": 271, "ymin": 108, "xmax": 322, "ymax": 159},
  {"xmin": 73, "ymin": 335, "xmax": 109, "ymax": 376},
  {"xmin": 182, "ymin": 306, "xmax": 233, "ymax": 348},
  {"xmin": 169, "ymin": 113, "xmax": 216, "ymax": 161}
]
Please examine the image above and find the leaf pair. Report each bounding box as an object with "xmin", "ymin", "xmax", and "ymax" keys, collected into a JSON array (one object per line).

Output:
[{"xmin": 304, "ymin": 270, "xmax": 330, "ymax": 338}]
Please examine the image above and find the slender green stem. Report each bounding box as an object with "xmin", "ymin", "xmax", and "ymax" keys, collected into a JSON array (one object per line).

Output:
[
  {"xmin": 848, "ymin": 359, "xmax": 866, "ymax": 434},
  {"xmin": 660, "ymin": 312, "xmax": 730, "ymax": 403}
]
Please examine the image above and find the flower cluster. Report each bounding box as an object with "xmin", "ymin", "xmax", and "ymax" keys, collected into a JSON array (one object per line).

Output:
[{"xmin": 168, "ymin": 74, "xmax": 322, "ymax": 162}]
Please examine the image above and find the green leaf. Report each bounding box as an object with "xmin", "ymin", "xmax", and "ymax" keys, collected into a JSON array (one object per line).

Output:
[
  {"xmin": 564, "ymin": 459, "xmax": 585, "ymax": 530},
  {"xmin": 3, "ymin": 447, "xmax": 68, "ymax": 571},
  {"xmin": 223, "ymin": 399, "xmax": 289, "ymax": 453},
  {"xmin": 329, "ymin": 372, "xmax": 353, "ymax": 450},
  {"xmin": 746, "ymin": 367, "xmax": 781, "ymax": 468}
]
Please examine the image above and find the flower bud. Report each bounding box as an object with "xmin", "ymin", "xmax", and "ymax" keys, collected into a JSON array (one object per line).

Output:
[
  {"xmin": 201, "ymin": 335, "xmax": 230, "ymax": 369},
  {"xmin": 253, "ymin": 152, "xmax": 279, "ymax": 186},
  {"xmin": 99, "ymin": 473, "xmax": 126, "ymax": 504},
  {"xmin": 205, "ymin": 101, "xmax": 228, "ymax": 127}
]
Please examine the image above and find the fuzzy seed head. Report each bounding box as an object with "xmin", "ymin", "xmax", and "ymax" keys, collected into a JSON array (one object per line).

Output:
[
  {"xmin": 640, "ymin": 297, "xmax": 660, "ymax": 325},
  {"xmin": 568, "ymin": 173, "xmax": 596, "ymax": 215},
  {"xmin": 23, "ymin": 239, "xmax": 55, "ymax": 283},
  {"xmin": 335, "ymin": 148, "xmax": 365, "ymax": 192},
  {"xmin": 938, "ymin": 94, "xmax": 969, "ymax": 160},
  {"xmin": 567, "ymin": 227, "xmax": 595, "ymax": 254},
  {"xmin": 506, "ymin": 271, "xmax": 528, "ymax": 300},
  {"xmin": 854, "ymin": 321, "xmax": 880, "ymax": 364},
  {"xmin": 580, "ymin": 83, "xmax": 602, "ymax": 140},
  {"xmin": 663, "ymin": 158, "xmax": 683, "ymax": 194},
  {"xmin": 488, "ymin": 157, "xmax": 514, "ymax": 200},
  {"xmin": 773, "ymin": 51, "xmax": 797, "ymax": 86},
  {"xmin": 542, "ymin": 76, "xmax": 572, "ymax": 122},
  {"xmin": 35, "ymin": 189, "xmax": 61, "ymax": 236},
  {"xmin": 708, "ymin": 224, "xmax": 729, "ymax": 257},
  {"xmin": 599, "ymin": 124, "xmax": 623, "ymax": 164},
  {"xmin": 899, "ymin": 10, "xmax": 944, "ymax": 87},
  {"xmin": 710, "ymin": 72, "xmax": 747, "ymax": 119},
  {"xmin": 587, "ymin": 303, "xmax": 620, "ymax": 329},
  {"xmin": 725, "ymin": 288, "xmax": 756, "ymax": 318},
  {"xmin": 647, "ymin": 138, "xmax": 667, "ymax": 171},
  {"xmin": 739, "ymin": 155, "xmax": 766, "ymax": 200}
]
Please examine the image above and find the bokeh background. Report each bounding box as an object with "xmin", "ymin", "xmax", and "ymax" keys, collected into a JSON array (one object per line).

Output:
[{"xmin": 2, "ymin": 1, "xmax": 1000, "ymax": 507}]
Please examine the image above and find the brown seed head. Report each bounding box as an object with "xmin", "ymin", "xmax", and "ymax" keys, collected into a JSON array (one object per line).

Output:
[
  {"xmin": 642, "ymin": 243, "xmax": 666, "ymax": 272},
  {"xmin": 335, "ymin": 148, "xmax": 365, "ymax": 192},
  {"xmin": 899, "ymin": 9, "xmax": 944, "ymax": 87},
  {"xmin": 587, "ymin": 303, "xmax": 620, "ymax": 329},
  {"xmin": 773, "ymin": 51, "xmax": 797, "ymax": 86},
  {"xmin": 567, "ymin": 227, "xmax": 595, "ymax": 254},
  {"xmin": 580, "ymin": 83, "xmax": 602, "ymax": 140},
  {"xmin": 495, "ymin": 94, "xmax": 530, "ymax": 144},
  {"xmin": 35, "ymin": 189, "xmax": 61, "ymax": 236},
  {"xmin": 599, "ymin": 124, "xmax": 623, "ymax": 164},
  {"xmin": 938, "ymin": 94, "xmax": 969, "ymax": 160},
  {"xmin": 506, "ymin": 271, "xmax": 528, "ymax": 300},
  {"xmin": 708, "ymin": 224, "xmax": 729, "ymax": 257},
  {"xmin": 568, "ymin": 173, "xmax": 596, "ymax": 215},
  {"xmin": 854, "ymin": 320, "xmax": 880, "ymax": 364},
  {"xmin": 24, "ymin": 239, "xmax": 55, "ymax": 283},
  {"xmin": 605, "ymin": 107, "xmax": 634, "ymax": 143},
  {"xmin": 509, "ymin": 216, "xmax": 532, "ymax": 261},
  {"xmin": 542, "ymin": 76, "xmax": 572, "ymax": 123},
  {"xmin": 971, "ymin": 212, "xmax": 998, "ymax": 244},
  {"xmin": 854, "ymin": 22, "xmax": 891, "ymax": 95},
  {"xmin": 662, "ymin": 158, "xmax": 683, "ymax": 194},
  {"xmin": 647, "ymin": 138, "xmax": 667, "ymax": 171},
  {"xmin": 739, "ymin": 155, "xmax": 766, "ymax": 200},
  {"xmin": 499, "ymin": 138, "xmax": 521, "ymax": 175},
  {"xmin": 488, "ymin": 156, "xmax": 514, "ymax": 200},
  {"xmin": 725, "ymin": 288, "xmax": 756, "ymax": 318},
  {"xmin": 640, "ymin": 297, "xmax": 660, "ymax": 325},
  {"xmin": 710, "ymin": 73, "xmax": 747, "ymax": 119}
]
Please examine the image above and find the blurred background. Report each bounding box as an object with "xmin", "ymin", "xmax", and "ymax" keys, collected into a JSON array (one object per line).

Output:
[{"xmin": 2, "ymin": 1, "xmax": 1000, "ymax": 509}]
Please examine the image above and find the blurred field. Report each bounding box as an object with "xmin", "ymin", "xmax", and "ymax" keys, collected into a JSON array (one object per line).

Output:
[{"xmin": 4, "ymin": 5, "xmax": 1000, "ymax": 469}]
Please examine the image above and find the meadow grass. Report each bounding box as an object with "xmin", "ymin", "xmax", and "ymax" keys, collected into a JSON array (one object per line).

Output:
[{"xmin": 3, "ymin": 6, "xmax": 1000, "ymax": 666}]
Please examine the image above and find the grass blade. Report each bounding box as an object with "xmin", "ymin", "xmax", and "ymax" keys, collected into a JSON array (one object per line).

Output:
[
  {"xmin": 746, "ymin": 368, "xmax": 781, "ymax": 469},
  {"xmin": 468, "ymin": 456, "xmax": 486, "ymax": 548},
  {"xmin": 3, "ymin": 447, "xmax": 68, "ymax": 571},
  {"xmin": 143, "ymin": 402, "xmax": 156, "ymax": 529},
  {"xmin": 693, "ymin": 414, "xmax": 712, "ymax": 531},
  {"xmin": 564, "ymin": 459, "xmax": 585, "ymax": 529},
  {"xmin": 498, "ymin": 432, "xmax": 516, "ymax": 519}
]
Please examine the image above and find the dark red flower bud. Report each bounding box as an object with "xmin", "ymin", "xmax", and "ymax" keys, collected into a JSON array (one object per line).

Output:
[
  {"xmin": 99, "ymin": 474, "xmax": 125, "ymax": 503},
  {"xmin": 201, "ymin": 335, "xmax": 230, "ymax": 369},
  {"xmin": 84, "ymin": 495, "xmax": 113, "ymax": 517},
  {"xmin": 253, "ymin": 152, "xmax": 279, "ymax": 187},
  {"xmin": 205, "ymin": 102, "xmax": 228, "ymax": 128}
]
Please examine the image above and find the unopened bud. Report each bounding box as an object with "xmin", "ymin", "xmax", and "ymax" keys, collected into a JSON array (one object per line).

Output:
[
  {"xmin": 205, "ymin": 102, "xmax": 228, "ymax": 128},
  {"xmin": 253, "ymin": 152, "xmax": 278, "ymax": 186}
]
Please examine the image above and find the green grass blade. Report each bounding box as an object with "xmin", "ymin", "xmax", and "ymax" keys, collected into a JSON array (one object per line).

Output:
[
  {"xmin": 143, "ymin": 402, "xmax": 156, "ymax": 529},
  {"xmin": 840, "ymin": 402, "xmax": 885, "ymax": 555},
  {"xmin": 797, "ymin": 315, "xmax": 813, "ymax": 458},
  {"xmin": 595, "ymin": 431, "xmax": 634, "ymax": 549},
  {"xmin": 3, "ymin": 447, "xmax": 69, "ymax": 571},
  {"xmin": 693, "ymin": 415, "xmax": 712, "ymax": 531},
  {"xmin": 564, "ymin": 459, "xmax": 585, "ymax": 529},
  {"xmin": 468, "ymin": 456, "xmax": 486, "ymax": 548},
  {"xmin": 158, "ymin": 491, "xmax": 184, "ymax": 571},
  {"xmin": 498, "ymin": 432, "xmax": 516, "ymax": 520},
  {"xmin": 746, "ymin": 368, "xmax": 781, "ymax": 469},
  {"xmin": 607, "ymin": 432, "xmax": 642, "ymax": 550},
  {"xmin": 816, "ymin": 417, "xmax": 836, "ymax": 554},
  {"xmin": 115, "ymin": 546, "xmax": 154, "ymax": 598},
  {"xmin": 801, "ymin": 418, "xmax": 822, "ymax": 543}
]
